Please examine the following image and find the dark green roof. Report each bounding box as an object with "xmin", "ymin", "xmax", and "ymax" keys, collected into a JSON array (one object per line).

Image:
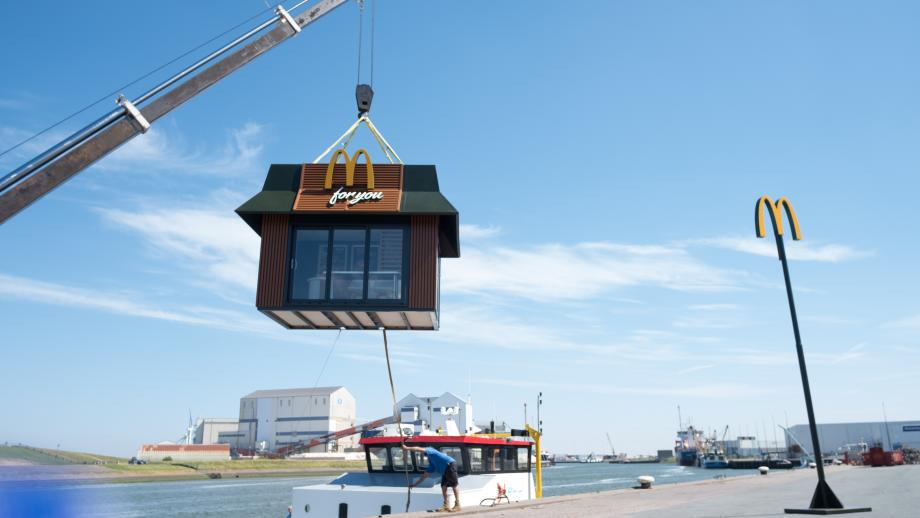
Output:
[{"xmin": 236, "ymin": 164, "xmax": 459, "ymax": 258}]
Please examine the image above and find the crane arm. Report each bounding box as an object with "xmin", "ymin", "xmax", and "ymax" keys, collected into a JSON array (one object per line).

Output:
[
  {"xmin": 0, "ymin": 0, "xmax": 347, "ymax": 224},
  {"xmin": 276, "ymin": 414, "xmax": 397, "ymax": 457}
]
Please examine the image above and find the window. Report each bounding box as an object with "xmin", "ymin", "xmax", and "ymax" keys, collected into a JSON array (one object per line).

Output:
[
  {"xmin": 368, "ymin": 229, "xmax": 404, "ymax": 299},
  {"xmin": 367, "ymin": 447, "xmax": 390, "ymax": 471},
  {"xmin": 290, "ymin": 229, "xmax": 329, "ymax": 300},
  {"xmin": 502, "ymin": 447, "xmax": 517, "ymax": 471},
  {"xmin": 486, "ymin": 448, "xmax": 502, "ymax": 472},
  {"xmin": 391, "ymin": 447, "xmax": 411, "ymax": 471},
  {"xmin": 439, "ymin": 447, "xmax": 464, "ymax": 473},
  {"xmin": 289, "ymin": 225, "xmax": 407, "ymax": 304},
  {"xmin": 516, "ymin": 447, "xmax": 530, "ymax": 471},
  {"xmin": 415, "ymin": 449, "xmax": 429, "ymax": 471},
  {"xmin": 330, "ymin": 229, "xmax": 365, "ymax": 299},
  {"xmin": 467, "ymin": 447, "xmax": 483, "ymax": 473}
]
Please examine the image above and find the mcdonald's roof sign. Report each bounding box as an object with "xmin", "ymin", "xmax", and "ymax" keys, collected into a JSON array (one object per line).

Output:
[{"xmin": 236, "ymin": 155, "xmax": 459, "ymax": 258}]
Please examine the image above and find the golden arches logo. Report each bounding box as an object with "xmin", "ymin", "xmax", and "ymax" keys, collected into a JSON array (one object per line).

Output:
[
  {"xmin": 325, "ymin": 148, "xmax": 375, "ymax": 190},
  {"xmin": 755, "ymin": 195, "xmax": 802, "ymax": 240}
]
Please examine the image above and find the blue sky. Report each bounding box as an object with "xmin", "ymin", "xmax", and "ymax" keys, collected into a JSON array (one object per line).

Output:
[{"xmin": 1, "ymin": 0, "xmax": 919, "ymax": 457}]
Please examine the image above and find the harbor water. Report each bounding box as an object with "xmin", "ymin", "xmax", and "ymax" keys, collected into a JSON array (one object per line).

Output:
[{"xmin": 0, "ymin": 464, "xmax": 760, "ymax": 517}]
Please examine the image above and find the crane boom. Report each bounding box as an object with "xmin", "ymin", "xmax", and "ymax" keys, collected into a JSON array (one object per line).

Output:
[{"xmin": 0, "ymin": 0, "xmax": 347, "ymax": 224}]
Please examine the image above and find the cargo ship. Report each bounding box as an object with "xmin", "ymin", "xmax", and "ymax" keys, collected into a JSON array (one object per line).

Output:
[{"xmin": 674, "ymin": 426, "xmax": 703, "ymax": 467}]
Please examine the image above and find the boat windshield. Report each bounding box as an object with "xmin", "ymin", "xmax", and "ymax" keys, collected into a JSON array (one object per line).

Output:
[{"xmin": 364, "ymin": 443, "xmax": 531, "ymax": 475}]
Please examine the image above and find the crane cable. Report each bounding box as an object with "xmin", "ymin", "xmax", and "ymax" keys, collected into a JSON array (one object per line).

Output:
[
  {"xmin": 312, "ymin": 328, "xmax": 343, "ymax": 388},
  {"xmin": 382, "ymin": 329, "xmax": 412, "ymax": 513},
  {"xmin": 355, "ymin": 0, "xmax": 376, "ymax": 88}
]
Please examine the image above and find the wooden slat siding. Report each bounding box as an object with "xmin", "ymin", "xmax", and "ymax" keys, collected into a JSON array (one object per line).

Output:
[
  {"xmin": 409, "ymin": 215, "xmax": 438, "ymax": 310},
  {"xmin": 294, "ymin": 164, "xmax": 402, "ymax": 212},
  {"xmin": 255, "ymin": 214, "xmax": 289, "ymax": 308}
]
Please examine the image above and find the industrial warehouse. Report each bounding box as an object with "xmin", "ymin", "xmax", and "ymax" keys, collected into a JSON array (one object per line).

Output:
[
  {"xmin": 785, "ymin": 420, "xmax": 920, "ymax": 457},
  {"xmin": 139, "ymin": 388, "xmax": 487, "ymax": 459}
]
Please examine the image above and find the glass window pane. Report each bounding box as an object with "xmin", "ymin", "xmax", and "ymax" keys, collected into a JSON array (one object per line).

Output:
[
  {"xmin": 468, "ymin": 447, "xmax": 483, "ymax": 473},
  {"xmin": 502, "ymin": 447, "xmax": 516, "ymax": 471},
  {"xmin": 517, "ymin": 447, "xmax": 529, "ymax": 471},
  {"xmin": 486, "ymin": 448, "xmax": 501, "ymax": 472},
  {"xmin": 368, "ymin": 447, "xmax": 389, "ymax": 471},
  {"xmin": 291, "ymin": 229, "xmax": 329, "ymax": 300},
  {"xmin": 415, "ymin": 450, "xmax": 429, "ymax": 471},
  {"xmin": 391, "ymin": 447, "xmax": 411, "ymax": 471},
  {"xmin": 330, "ymin": 229, "xmax": 365, "ymax": 300},
  {"xmin": 441, "ymin": 447, "xmax": 464, "ymax": 473},
  {"xmin": 368, "ymin": 228, "xmax": 404, "ymax": 300}
]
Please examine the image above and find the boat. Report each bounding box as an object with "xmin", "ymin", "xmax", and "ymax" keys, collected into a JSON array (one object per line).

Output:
[
  {"xmin": 291, "ymin": 435, "xmax": 536, "ymax": 517},
  {"xmin": 701, "ymin": 451, "xmax": 729, "ymax": 469},
  {"xmin": 674, "ymin": 426, "xmax": 703, "ymax": 467},
  {"xmin": 580, "ymin": 453, "xmax": 604, "ymax": 463}
]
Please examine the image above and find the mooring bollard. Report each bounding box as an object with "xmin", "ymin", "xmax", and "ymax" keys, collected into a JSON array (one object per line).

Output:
[
  {"xmin": 759, "ymin": 466, "xmax": 770, "ymax": 476},
  {"xmin": 637, "ymin": 475, "xmax": 655, "ymax": 489}
]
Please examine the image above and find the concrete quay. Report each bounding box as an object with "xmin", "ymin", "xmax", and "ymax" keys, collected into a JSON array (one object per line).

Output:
[{"xmin": 406, "ymin": 465, "xmax": 918, "ymax": 518}]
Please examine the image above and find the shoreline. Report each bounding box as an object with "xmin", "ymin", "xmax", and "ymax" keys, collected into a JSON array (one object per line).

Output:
[{"xmin": 0, "ymin": 462, "xmax": 362, "ymax": 485}]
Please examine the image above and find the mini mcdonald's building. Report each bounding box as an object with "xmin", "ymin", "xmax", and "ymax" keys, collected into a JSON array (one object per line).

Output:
[{"xmin": 236, "ymin": 149, "xmax": 459, "ymax": 331}]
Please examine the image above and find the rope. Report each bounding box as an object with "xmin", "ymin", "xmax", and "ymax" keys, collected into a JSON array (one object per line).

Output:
[
  {"xmin": 382, "ymin": 329, "xmax": 412, "ymax": 513},
  {"xmin": 311, "ymin": 115, "xmax": 402, "ymax": 164},
  {"xmin": 312, "ymin": 329, "xmax": 343, "ymax": 387}
]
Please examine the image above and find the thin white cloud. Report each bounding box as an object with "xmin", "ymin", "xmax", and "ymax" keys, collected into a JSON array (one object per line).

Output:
[
  {"xmin": 459, "ymin": 224, "xmax": 501, "ymax": 239},
  {"xmin": 0, "ymin": 272, "xmax": 273, "ymax": 335},
  {"xmin": 475, "ymin": 377, "xmax": 773, "ymax": 399},
  {"xmin": 882, "ymin": 314, "xmax": 920, "ymax": 329},
  {"xmin": 97, "ymin": 122, "xmax": 265, "ymax": 176},
  {"xmin": 689, "ymin": 236, "xmax": 872, "ymax": 262},
  {"xmin": 672, "ymin": 316, "xmax": 743, "ymax": 329},
  {"xmin": 689, "ymin": 303, "xmax": 738, "ymax": 311},
  {"xmin": 442, "ymin": 241, "xmax": 741, "ymax": 302},
  {"xmin": 0, "ymin": 93, "xmax": 39, "ymax": 110},
  {"xmin": 97, "ymin": 203, "xmax": 260, "ymax": 294},
  {"xmin": 676, "ymin": 364, "xmax": 716, "ymax": 375},
  {"xmin": 809, "ymin": 343, "xmax": 866, "ymax": 365}
]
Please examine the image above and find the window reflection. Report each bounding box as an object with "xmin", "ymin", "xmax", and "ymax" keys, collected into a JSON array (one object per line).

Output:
[
  {"xmin": 391, "ymin": 447, "xmax": 411, "ymax": 471},
  {"xmin": 291, "ymin": 229, "xmax": 329, "ymax": 300},
  {"xmin": 468, "ymin": 447, "xmax": 483, "ymax": 473},
  {"xmin": 368, "ymin": 447, "xmax": 390, "ymax": 471},
  {"xmin": 289, "ymin": 225, "xmax": 405, "ymax": 303},
  {"xmin": 516, "ymin": 447, "xmax": 529, "ymax": 471},
  {"xmin": 368, "ymin": 229, "xmax": 403, "ymax": 300},
  {"xmin": 330, "ymin": 229, "xmax": 365, "ymax": 300}
]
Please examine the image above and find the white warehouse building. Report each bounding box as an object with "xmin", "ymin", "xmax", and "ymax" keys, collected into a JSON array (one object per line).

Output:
[
  {"xmin": 397, "ymin": 392, "xmax": 474, "ymax": 435},
  {"xmin": 193, "ymin": 418, "xmax": 240, "ymax": 445},
  {"xmin": 785, "ymin": 420, "xmax": 920, "ymax": 456},
  {"xmin": 234, "ymin": 386, "xmax": 356, "ymax": 453}
]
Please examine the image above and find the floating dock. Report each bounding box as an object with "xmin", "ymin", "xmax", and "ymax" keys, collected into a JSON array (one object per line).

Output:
[{"xmin": 404, "ymin": 465, "xmax": 917, "ymax": 517}]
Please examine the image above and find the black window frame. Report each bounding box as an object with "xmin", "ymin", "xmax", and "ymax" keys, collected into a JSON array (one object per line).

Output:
[{"xmin": 287, "ymin": 223, "xmax": 409, "ymax": 306}]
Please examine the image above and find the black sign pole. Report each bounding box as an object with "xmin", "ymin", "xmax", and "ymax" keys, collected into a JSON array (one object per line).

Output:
[{"xmin": 774, "ymin": 231, "xmax": 871, "ymax": 515}]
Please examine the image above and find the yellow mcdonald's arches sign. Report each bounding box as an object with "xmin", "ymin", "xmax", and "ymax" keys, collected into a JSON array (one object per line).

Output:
[
  {"xmin": 755, "ymin": 195, "xmax": 802, "ymax": 240},
  {"xmin": 325, "ymin": 148, "xmax": 374, "ymax": 190}
]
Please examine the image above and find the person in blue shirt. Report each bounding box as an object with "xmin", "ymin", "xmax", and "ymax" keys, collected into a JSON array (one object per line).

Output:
[{"xmin": 401, "ymin": 442, "xmax": 461, "ymax": 513}]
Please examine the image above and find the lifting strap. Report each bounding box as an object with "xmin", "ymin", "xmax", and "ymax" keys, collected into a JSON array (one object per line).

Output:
[
  {"xmin": 382, "ymin": 329, "xmax": 411, "ymax": 512},
  {"xmin": 312, "ymin": 115, "xmax": 403, "ymax": 165}
]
